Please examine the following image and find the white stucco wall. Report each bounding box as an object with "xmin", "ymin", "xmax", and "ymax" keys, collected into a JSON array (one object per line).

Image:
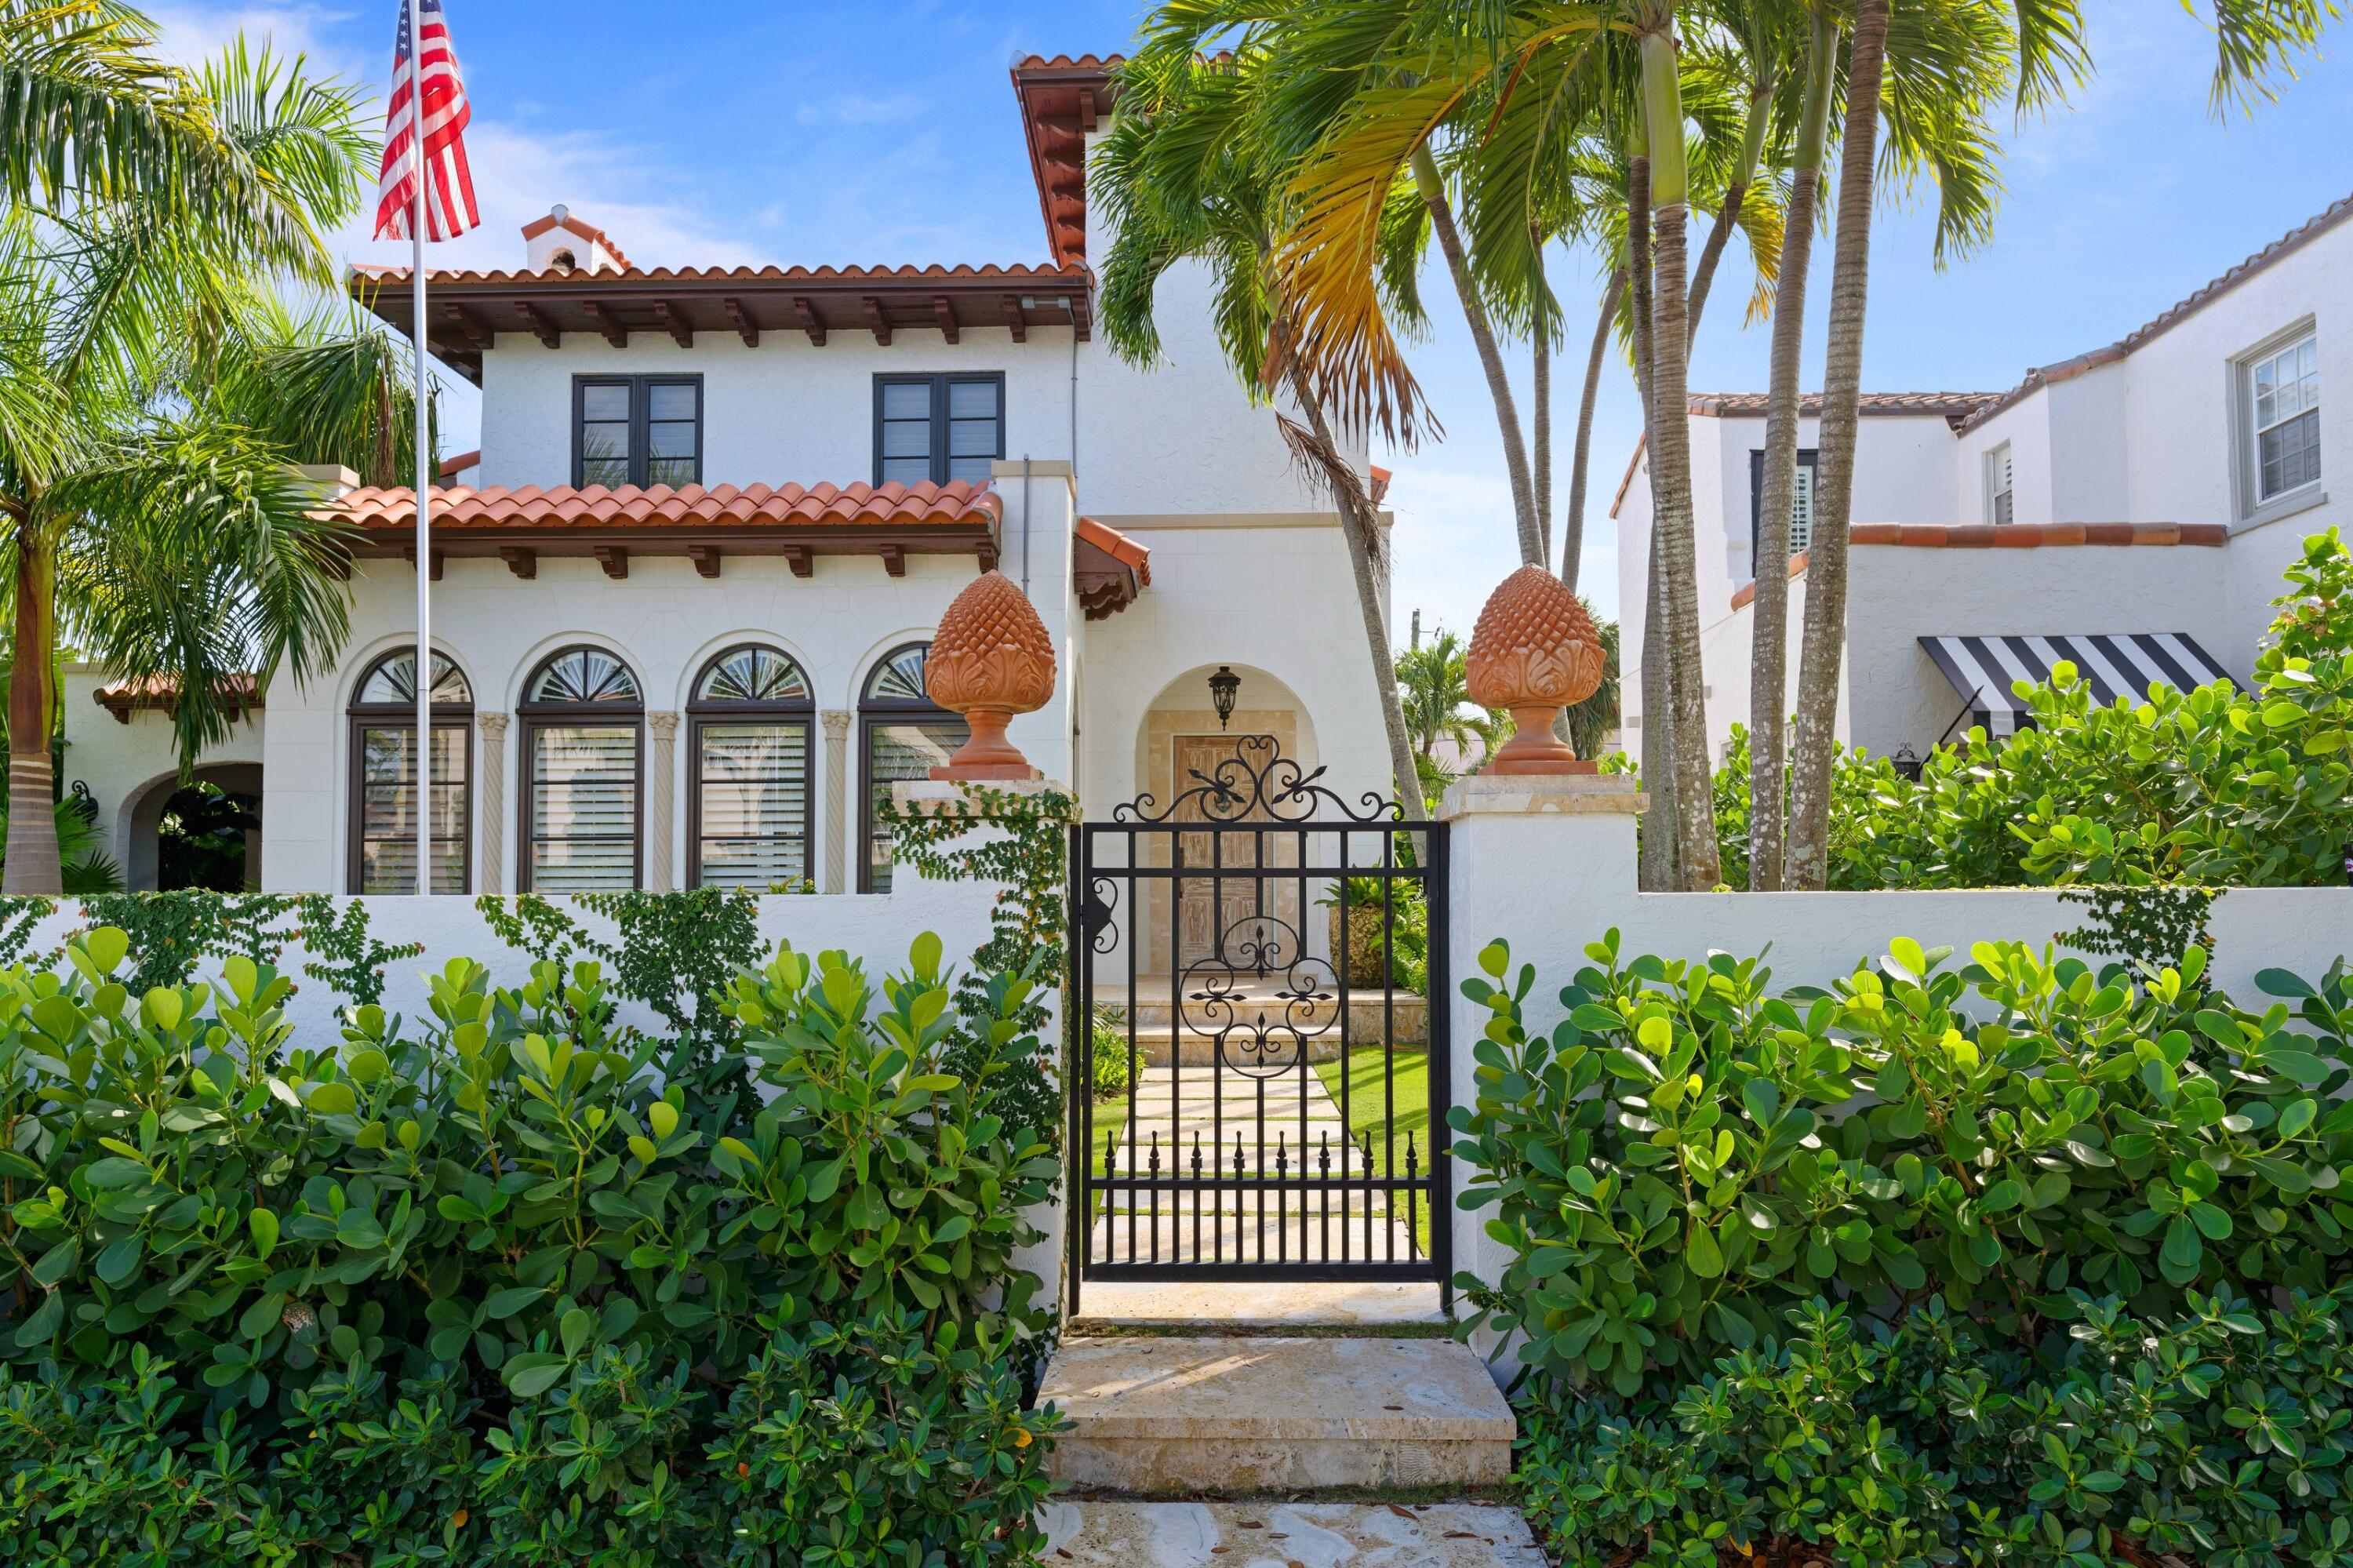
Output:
[
  {"xmin": 1842, "ymin": 541, "xmax": 2234, "ymax": 758},
  {"xmin": 255, "ymin": 467, "xmax": 1074, "ymax": 896},
  {"xmin": 58, "ymin": 666, "xmax": 266, "ymax": 889}
]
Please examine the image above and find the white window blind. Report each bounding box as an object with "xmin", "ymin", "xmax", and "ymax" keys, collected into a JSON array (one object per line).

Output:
[
  {"xmin": 696, "ymin": 722, "xmax": 809, "ymax": 888},
  {"xmin": 1984, "ymin": 442, "xmax": 2013, "ymax": 525},
  {"xmin": 358, "ymin": 726, "xmax": 467, "ymax": 893},
  {"xmin": 529, "ymin": 725, "xmax": 638, "ymax": 891},
  {"xmin": 1788, "ymin": 460, "xmax": 1815, "ymax": 554},
  {"xmin": 864, "ymin": 719, "xmax": 968, "ymax": 892}
]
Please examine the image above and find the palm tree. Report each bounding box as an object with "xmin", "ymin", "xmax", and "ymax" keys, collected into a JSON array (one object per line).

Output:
[
  {"xmin": 1744, "ymin": 3, "xmax": 1835, "ymax": 890},
  {"xmin": 1395, "ymin": 629, "xmax": 1481, "ymax": 763},
  {"xmin": 1780, "ymin": 0, "xmax": 2322, "ymax": 887},
  {"xmin": 1, "ymin": 41, "xmax": 403, "ymax": 893},
  {"xmin": 1, "ymin": 3, "xmax": 336, "ymax": 257},
  {"xmin": 1095, "ymin": 48, "xmax": 1431, "ymax": 822}
]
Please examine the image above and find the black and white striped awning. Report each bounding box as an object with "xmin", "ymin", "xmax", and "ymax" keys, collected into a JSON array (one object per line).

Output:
[{"xmin": 1920, "ymin": 633, "xmax": 2239, "ymax": 737}]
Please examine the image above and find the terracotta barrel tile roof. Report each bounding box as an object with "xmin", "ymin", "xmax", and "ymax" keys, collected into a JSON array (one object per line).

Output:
[
  {"xmin": 1960, "ymin": 191, "xmax": 2353, "ymax": 434},
  {"xmin": 1074, "ymin": 515, "xmax": 1149, "ymax": 620},
  {"xmin": 94, "ymin": 672, "xmax": 263, "ymax": 721},
  {"xmin": 1846, "ymin": 522, "xmax": 2227, "ymax": 548},
  {"xmin": 1074, "ymin": 515, "xmax": 1150, "ymax": 579},
  {"xmin": 354, "ymin": 260, "xmax": 1085, "ymax": 288},
  {"xmin": 1688, "ymin": 391, "xmax": 2005, "ymax": 428},
  {"xmin": 328, "ymin": 479, "xmax": 1002, "ymax": 533}
]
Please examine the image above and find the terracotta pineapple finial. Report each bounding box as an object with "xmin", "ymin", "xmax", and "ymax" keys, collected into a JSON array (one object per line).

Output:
[
  {"xmin": 1464, "ymin": 564, "xmax": 1606, "ymax": 774},
  {"xmin": 923, "ymin": 569, "xmax": 1056, "ymax": 780}
]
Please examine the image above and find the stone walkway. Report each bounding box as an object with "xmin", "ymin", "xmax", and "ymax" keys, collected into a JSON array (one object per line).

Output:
[{"xmin": 1038, "ymin": 1499, "xmax": 1547, "ymax": 1566}]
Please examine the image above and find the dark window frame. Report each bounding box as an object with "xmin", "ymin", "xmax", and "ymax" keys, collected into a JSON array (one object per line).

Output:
[
  {"xmin": 517, "ymin": 644, "xmax": 646, "ymax": 893},
  {"xmin": 856, "ymin": 641, "xmax": 969, "ymax": 893},
  {"xmin": 572, "ymin": 373, "xmax": 704, "ymax": 489},
  {"xmin": 871, "ymin": 372, "xmax": 1006, "ymax": 486},
  {"xmin": 1747, "ymin": 446, "xmax": 1819, "ymax": 570},
  {"xmin": 345, "ymin": 647, "xmax": 475, "ymax": 895},
  {"xmin": 686, "ymin": 644, "xmax": 816, "ymax": 890}
]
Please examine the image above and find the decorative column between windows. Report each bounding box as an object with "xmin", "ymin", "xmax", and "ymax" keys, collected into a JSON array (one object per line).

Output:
[
  {"xmin": 477, "ymin": 711, "xmax": 510, "ymax": 893},
  {"xmin": 821, "ymin": 709, "xmax": 852, "ymax": 893},
  {"xmin": 647, "ymin": 711, "xmax": 680, "ymax": 892}
]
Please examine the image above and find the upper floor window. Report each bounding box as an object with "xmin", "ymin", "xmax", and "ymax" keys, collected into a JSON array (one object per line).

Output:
[
  {"xmin": 875, "ymin": 373, "xmax": 1003, "ymax": 486},
  {"xmin": 347, "ymin": 647, "xmax": 472, "ymax": 894},
  {"xmin": 520, "ymin": 647, "xmax": 642, "ymax": 892},
  {"xmin": 688, "ymin": 645, "xmax": 813, "ymax": 890},
  {"xmin": 1747, "ymin": 449, "xmax": 1817, "ymax": 567},
  {"xmin": 860, "ymin": 642, "xmax": 969, "ymax": 893},
  {"xmin": 1984, "ymin": 442, "xmax": 2013, "ymax": 525},
  {"xmin": 2246, "ymin": 333, "xmax": 2321, "ymax": 508},
  {"xmin": 574, "ymin": 375, "xmax": 702, "ymax": 489}
]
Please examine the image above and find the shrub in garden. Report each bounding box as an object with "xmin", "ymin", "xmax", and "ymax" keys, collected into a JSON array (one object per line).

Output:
[
  {"xmin": 1455, "ymin": 930, "xmax": 2353, "ymax": 1566},
  {"xmin": 1704, "ymin": 526, "xmax": 2353, "ymax": 891},
  {"xmin": 0, "ymin": 926, "xmax": 1063, "ymax": 1564}
]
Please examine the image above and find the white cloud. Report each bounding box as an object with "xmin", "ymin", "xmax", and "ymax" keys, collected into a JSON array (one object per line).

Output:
[
  {"xmin": 793, "ymin": 93, "xmax": 929, "ymax": 128},
  {"xmin": 144, "ymin": 2, "xmax": 776, "ymax": 450}
]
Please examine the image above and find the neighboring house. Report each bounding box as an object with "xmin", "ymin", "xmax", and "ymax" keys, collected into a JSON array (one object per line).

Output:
[
  {"xmin": 61, "ymin": 54, "xmax": 1393, "ymax": 894},
  {"xmin": 1617, "ymin": 192, "xmax": 2349, "ymax": 765}
]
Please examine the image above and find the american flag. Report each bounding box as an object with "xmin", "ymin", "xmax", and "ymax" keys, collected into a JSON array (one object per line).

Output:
[{"xmin": 373, "ymin": 0, "xmax": 478, "ymax": 241}]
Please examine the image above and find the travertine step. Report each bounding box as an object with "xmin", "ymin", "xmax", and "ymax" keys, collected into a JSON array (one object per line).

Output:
[
  {"xmin": 1038, "ymin": 1334, "xmax": 1514, "ymax": 1494},
  {"xmin": 1035, "ymin": 1499, "xmax": 1545, "ymax": 1565}
]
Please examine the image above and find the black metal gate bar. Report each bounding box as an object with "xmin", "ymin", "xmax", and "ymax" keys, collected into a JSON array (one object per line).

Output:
[{"xmin": 1067, "ymin": 736, "xmax": 1448, "ymax": 1309}]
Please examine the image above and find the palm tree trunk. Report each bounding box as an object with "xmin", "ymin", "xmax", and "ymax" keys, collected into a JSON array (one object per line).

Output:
[
  {"xmin": 1747, "ymin": 9, "xmax": 1837, "ymax": 891},
  {"xmin": 5, "ymin": 527, "xmax": 60, "ymax": 895},
  {"xmin": 1275, "ymin": 334, "xmax": 1428, "ymax": 826},
  {"xmin": 1409, "ymin": 144, "xmax": 1544, "ymax": 568},
  {"xmin": 1629, "ymin": 148, "xmax": 1680, "ymax": 893},
  {"xmin": 1560, "ymin": 266, "xmax": 1625, "ymax": 594},
  {"xmin": 1640, "ymin": 26, "xmax": 1722, "ymax": 891},
  {"xmin": 1531, "ymin": 226, "xmax": 1552, "ymax": 569},
  {"xmin": 1787, "ymin": 0, "xmax": 1890, "ymax": 891},
  {"xmin": 1685, "ymin": 67, "xmax": 1773, "ymax": 346}
]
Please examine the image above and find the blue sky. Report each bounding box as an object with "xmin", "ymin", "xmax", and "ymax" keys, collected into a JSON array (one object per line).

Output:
[{"xmin": 152, "ymin": 2, "xmax": 2350, "ymax": 635}]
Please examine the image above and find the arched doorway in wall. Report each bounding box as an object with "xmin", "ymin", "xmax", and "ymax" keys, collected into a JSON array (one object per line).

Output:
[
  {"xmin": 122, "ymin": 762, "xmax": 266, "ymax": 890},
  {"xmin": 1128, "ymin": 664, "xmax": 1318, "ymax": 973}
]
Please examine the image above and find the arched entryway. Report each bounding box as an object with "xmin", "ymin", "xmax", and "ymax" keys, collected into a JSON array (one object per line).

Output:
[{"xmin": 120, "ymin": 762, "xmax": 264, "ymax": 891}]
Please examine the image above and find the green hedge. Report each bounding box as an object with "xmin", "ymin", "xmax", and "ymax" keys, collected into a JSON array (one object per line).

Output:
[
  {"xmin": 1454, "ymin": 930, "xmax": 2353, "ymax": 1566},
  {"xmin": 1706, "ymin": 526, "xmax": 2353, "ymax": 891},
  {"xmin": 0, "ymin": 928, "xmax": 1063, "ymax": 1564}
]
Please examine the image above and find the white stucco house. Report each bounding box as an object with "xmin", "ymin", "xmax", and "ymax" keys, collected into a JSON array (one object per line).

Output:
[
  {"xmin": 61, "ymin": 54, "xmax": 1391, "ymax": 895},
  {"xmin": 1616, "ymin": 191, "xmax": 2349, "ymax": 764}
]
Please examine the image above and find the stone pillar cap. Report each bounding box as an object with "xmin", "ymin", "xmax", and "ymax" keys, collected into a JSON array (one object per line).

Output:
[{"xmin": 1438, "ymin": 773, "xmax": 1646, "ymax": 820}]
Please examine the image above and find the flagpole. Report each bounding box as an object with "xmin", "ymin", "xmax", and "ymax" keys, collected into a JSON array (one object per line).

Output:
[{"xmin": 409, "ymin": 0, "xmax": 433, "ymax": 896}]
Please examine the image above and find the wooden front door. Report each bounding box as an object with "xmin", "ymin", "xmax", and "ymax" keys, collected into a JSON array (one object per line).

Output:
[{"xmin": 1172, "ymin": 736, "xmax": 1295, "ymax": 969}]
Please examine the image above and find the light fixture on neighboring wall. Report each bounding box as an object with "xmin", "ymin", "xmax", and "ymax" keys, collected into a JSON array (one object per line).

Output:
[
  {"xmin": 1891, "ymin": 744, "xmax": 1923, "ymax": 782},
  {"xmin": 1207, "ymin": 665, "xmax": 1241, "ymax": 730}
]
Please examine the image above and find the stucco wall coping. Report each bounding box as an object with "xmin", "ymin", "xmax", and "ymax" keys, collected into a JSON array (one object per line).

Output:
[
  {"xmin": 1438, "ymin": 774, "xmax": 1646, "ymax": 820},
  {"xmin": 892, "ymin": 778, "xmax": 1071, "ymax": 813}
]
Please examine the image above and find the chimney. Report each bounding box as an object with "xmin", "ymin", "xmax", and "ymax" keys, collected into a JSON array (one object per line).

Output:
[{"xmin": 522, "ymin": 204, "xmax": 631, "ymax": 275}]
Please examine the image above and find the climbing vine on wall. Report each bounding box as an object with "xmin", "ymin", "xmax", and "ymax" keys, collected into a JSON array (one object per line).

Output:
[
  {"xmin": 882, "ymin": 783, "xmax": 1076, "ymax": 1149},
  {"xmin": 475, "ymin": 886, "xmax": 765, "ymax": 1092},
  {"xmin": 2057, "ymin": 883, "xmax": 2219, "ymax": 985},
  {"xmin": 67, "ymin": 892, "xmax": 424, "ymax": 1002}
]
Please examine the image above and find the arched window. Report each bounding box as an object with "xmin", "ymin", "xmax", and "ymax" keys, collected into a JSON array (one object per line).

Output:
[
  {"xmin": 347, "ymin": 648, "xmax": 473, "ymax": 893},
  {"xmin": 859, "ymin": 642, "xmax": 968, "ymax": 893},
  {"xmin": 519, "ymin": 646, "xmax": 642, "ymax": 891},
  {"xmin": 687, "ymin": 645, "xmax": 813, "ymax": 889}
]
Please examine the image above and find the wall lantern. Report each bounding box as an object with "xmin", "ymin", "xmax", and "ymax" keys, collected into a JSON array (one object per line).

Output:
[
  {"xmin": 1892, "ymin": 744, "xmax": 1924, "ymax": 782},
  {"xmin": 1207, "ymin": 665, "xmax": 1241, "ymax": 730}
]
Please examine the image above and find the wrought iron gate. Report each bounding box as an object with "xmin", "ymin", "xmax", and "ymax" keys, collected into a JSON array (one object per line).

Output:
[{"xmin": 1067, "ymin": 735, "xmax": 1448, "ymax": 1307}]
